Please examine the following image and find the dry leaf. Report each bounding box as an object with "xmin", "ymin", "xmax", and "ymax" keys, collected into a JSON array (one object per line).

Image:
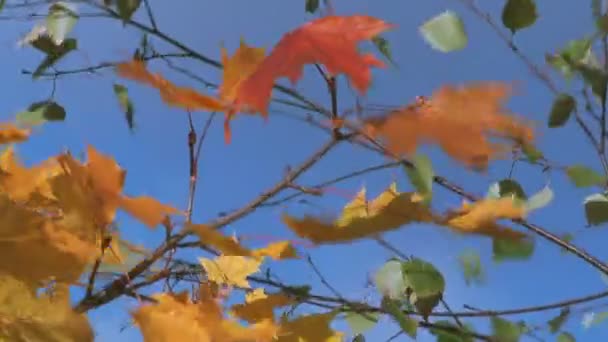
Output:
[{"xmin": 200, "ymin": 255, "xmax": 262, "ymax": 288}]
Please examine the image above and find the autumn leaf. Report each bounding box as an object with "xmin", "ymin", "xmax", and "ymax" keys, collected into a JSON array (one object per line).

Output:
[
  {"xmin": 251, "ymin": 240, "xmax": 299, "ymax": 260},
  {"xmin": 231, "ymin": 291, "xmax": 294, "ymax": 323},
  {"xmin": 116, "ymin": 60, "xmax": 225, "ymax": 112},
  {"xmin": 283, "ymin": 185, "xmax": 434, "ymax": 244},
  {"xmin": 232, "ymin": 15, "xmax": 394, "ymax": 115},
  {"xmin": 0, "ymin": 275, "xmax": 93, "ymax": 341},
  {"xmin": 276, "ymin": 312, "xmax": 343, "ymax": 342},
  {"xmin": 189, "ymin": 224, "xmax": 252, "ymax": 256},
  {"xmin": 442, "ymin": 197, "xmax": 528, "ymax": 240},
  {"xmin": 118, "ymin": 195, "xmax": 181, "ymax": 228},
  {"xmin": 0, "ymin": 123, "xmax": 30, "ymax": 144},
  {"xmin": 245, "ymin": 288, "xmax": 268, "ymax": 302},
  {"xmin": 200, "ymin": 255, "xmax": 262, "ymax": 288},
  {"xmin": 365, "ymin": 83, "xmax": 535, "ymax": 170}
]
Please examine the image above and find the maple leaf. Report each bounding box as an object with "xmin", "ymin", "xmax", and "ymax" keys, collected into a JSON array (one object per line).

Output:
[
  {"xmin": 441, "ymin": 197, "xmax": 528, "ymax": 240},
  {"xmin": 283, "ymin": 184, "xmax": 434, "ymax": 245},
  {"xmin": 365, "ymin": 83, "xmax": 535, "ymax": 170},
  {"xmin": 276, "ymin": 312, "xmax": 343, "ymax": 342},
  {"xmin": 245, "ymin": 288, "xmax": 268, "ymax": 302},
  {"xmin": 119, "ymin": 195, "xmax": 181, "ymax": 228},
  {"xmin": 200, "ymin": 255, "xmax": 262, "ymax": 288},
  {"xmin": 251, "ymin": 240, "xmax": 299, "ymax": 260},
  {"xmin": 231, "ymin": 291, "xmax": 294, "ymax": 324},
  {"xmin": 232, "ymin": 15, "xmax": 394, "ymax": 115},
  {"xmin": 116, "ymin": 60, "xmax": 225, "ymax": 112},
  {"xmin": 219, "ymin": 39, "xmax": 267, "ymax": 143},
  {"xmin": 0, "ymin": 275, "xmax": 93, "ymax": 341},
  {"xmin": 188, "ymin": 224, "xmax": 252, "ymax": 256},
  {"xmin": 0, "ymin": 123, "xmax": 30, "ymax": 144}
]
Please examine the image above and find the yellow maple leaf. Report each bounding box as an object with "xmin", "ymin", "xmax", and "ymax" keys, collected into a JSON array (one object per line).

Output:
[
  {"xmin": 0, "ymin": 275, "xmax": 93, "ymax": 341},
  {"xmin": 251, "ymin": 241, "xmax": 298, "ymax": 260},
  {"xmin": 283, "ymin": 185, "xmax": 434, "ymax": 244},
  {"xmin": 276, "ymin": 312, "xmax": 343, "ymax": 342},
  {"xmin": 231, "ymin": 292, "xmax": 293, "ymax": 324},
  {"xmin": 188, "ymin": 224, "xmax": 252, "ymax": 256},
  {"xmin": 0, "ymin": 123, "xmax": 30, "ymax": 145},
  {"xmin": 119, "ymin": 195, "xmax": 181, "ymax": 228},
  {"xmin": 200, "ymin": 255, "xmax": 262, "ymax": 288},
  {"xmin": 443, "ymin": 197, "xmax": 527, "ymax": 240},
  {"xmin": 246, "ymin": 288, "xmax": 268, "ymax": 302}
]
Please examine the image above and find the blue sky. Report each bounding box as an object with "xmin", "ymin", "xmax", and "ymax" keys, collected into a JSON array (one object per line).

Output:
[{"xmin": 2, "ymin": 0, "xmax": 608, "ymax": 341}]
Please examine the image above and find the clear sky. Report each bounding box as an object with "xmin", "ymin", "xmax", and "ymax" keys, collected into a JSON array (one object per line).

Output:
[{"xmin": 2, "ymin": 0, "xmax": 608, "ymax": 341}]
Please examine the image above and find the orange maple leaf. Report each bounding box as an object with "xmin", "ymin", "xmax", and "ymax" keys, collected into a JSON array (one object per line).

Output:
[
  {"xmin": 116, "ymin": 60, "xmax": 225, "ymax": 112},
  {"xmin": 232, "ymin": 15, "xmax": 394, "ymax": 116},
  {"xmin": 365, "ymin": 82, "xmax": 535, "ymax": 170}
]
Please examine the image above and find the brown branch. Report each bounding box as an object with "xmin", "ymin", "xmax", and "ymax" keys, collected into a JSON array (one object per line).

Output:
[{"xmin": 74, "ymin": 137, "xmax": 340, "ymax": 313}]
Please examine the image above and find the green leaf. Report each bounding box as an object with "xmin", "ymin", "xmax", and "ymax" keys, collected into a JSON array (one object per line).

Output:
[
  {"xmin": 491, "ymin": 317, "xmax": 524, "ymax": 342},
  {"xmin": 525, "ymin": 185, "xmax": 554, "ymax": 211},
  {"xmin": 493, "ymin": 237, "xmax": 534, "ymax": 262},
  {"xmin": 113, "ymin": 83, "xmax": 135, "ymax": 132},
  {"xmin": 381, "ymin": 297, "xmax": 417, "ymax": 338},
  {"xmin": 345, "ymin": 312, "xmax": 379, "ymax": 335},
  {"xmin": 557, "ymin": 332, "xmax": 575, "ymax": 342},
  {"xmin": 429, "ymin": 320, "xmax": 474, "ymax": 342},
  {"xmin": 548, "ymin": 307, "xmax": 571, "ymax": 333},
  {"xmin": 501, "ymin": 0, "xmax": 538, "ymax": 34},
  {"xmin": 0, "ymin": 0, "xmax": 5, "ymax": 13},
  {"xmin": 374, "ymin": 260, "xmax": 406, "ymax": 300},
  {"xmin": 405, "ymin": 154, "xmax": 433, "ymax": 204},
  {"xmin": 583, "ymin": 311, "xmax": 608, "ymax": 329},
  {"xmin": 566, "ymin": 165, "xmax": 606, "ymax": 188},
  {"xmin": 548, "ymin": 94, "xmax": 576, "ymax": 128},
  {"xmin": 305, "ymin": 0, "xmax": 319, "ymax": 13},
  {"xmin": 117, "ymin": 0, "xmax": 141, "ymax": 22},
  {"xmin": 16, "ymin": 100, "xmax": 66, "ymax": 126},
  {"xmin": 577, "ymin": 64, "xmax": 608, "ymax": 104},
  {"xmin": 31, "ymin": 37, "xmax": 77, "ymax": 79},
  {"xmin": 584, "ymin": 193, "xmax": 608, "ymax": 226},
  {"xmin": 458, "ymin": 249, "xmax": 484, "ymax": 286},
  {"xmin": 547, "ymin": 38, "xmax": 593, "ymax": 80},
  {"xmin": 371, "ymin": 36, "xmax": 394, "ymax": 65},
  {"xmin": 419, "ymin": 11, "xmax": 468, "ymax": 53},
  {"xmin": 401, "ymin": 258, "xmax": 445, "ymax": 319},
  {"xmin": 46, "ymin": 2, "xmax": 78, "ymax": 45},
  {"xmin": 497, "ymin": 179, "xmax": 527, "ymax": 200},
  {"xmin": 521, "ymin": 143, "xmax": 543, "ymax": 162}
]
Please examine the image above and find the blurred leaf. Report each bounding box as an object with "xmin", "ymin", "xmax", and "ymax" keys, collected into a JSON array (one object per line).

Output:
[
  {"xmin": 560, "ymin": 233, "xmax": 574, "ymax": 254},
  {"xmin": 429, "ymin": 320, "xmax": 474, "ymax": 342},
  {"xmin": 305, "ymin": 0, "xmax": 319, "ymax": 13},
  {"xmin": 117, "ymin": 0, "xmax": 141, "ymax": 22},
  {"xmin": 401, "ymin": 258, "xmax": 445, "ymax": 319},
  {"xmin": 548, "ymin": 307, "xmax": 570, "ymax": 333},
  {"xmin": 31, "ymin": 37, "xmax": 77, "ymax": 79},
  {"xmin": 345, "ymin": 312, "xmax": 379, "ymax": 335},
  {"xmin": 548, "ymin": 94, "xmax": 575, "ymax": 128},
  {"xmin": 419, "ymin": 11, "xmax": 467, "ymax": 52},
  {"xmin": 576, "ymin": 64, "xmax": 608, "ymax": 104},
  {"xmin": 491, "ymin": 317, "xmax": 524, "ymax": 342},
  {"xmin": 352, "ymin": 334, "xmax": 366, "ymax": 342},
  {"xmin": 582, "ymin": 311, "xmax": 608, "ymax": 329},
  {"xmin": 497, "ymin": 179, "xmax": 527, "ymax": 201},
  {"xmin": 525, "ymin": 185, "xmax": 554, "ymax": 211},
  {"xmin": 371, "ymin": 36, "xmax": 394, "ymax": 65},
  {"xmin": 113, "ymin": 83, "xmax": 135, "ymax": 132},
  {"xmin": 521, "ymin": 143, "xmax": 543, "ymax": 162},
  {"xmin": 47, "ymin": 2, "xmax": 78, "ymax": 45},
  {"xmin": 458, "ymin": 249, "xmax": 484, "ymax": 286},
  {"xmin": 16, "ymin": 100, "xmax": 66, "ymax": 125},
  {"xmin": 501, "ymin": 0, "xmax": 537, "ymax": 34},
  {"xmin": 566, "ymin": 165, "xmax": 606, "ymax": 188},
  {"xmin": 584, "ymin": 193, "xmax": 608, "ymax": 226},
  {"xmin": 547, "ymin": 38, "xmax": 592, "ymax": 80},
  {"xmin": 557, "ymin": 332, "xmax": 575, "ymax": 342},
  {"xmin": 493, "ymin": 237, "xmax": 534, "ymax": 262},
  {"xmin": 0, "ymin": 0, "xmax": 4, "ymax": 13},
  {"xmin": 381, "ymin": 297, "xmax": 417, "ymax": 338},
  {"xmin": 375, "ymin": 260, "xmax": 406, "ymax": 300},
  {"xmin": 405, "ymin": 154, "xmax": 433, "ymax": 204}
]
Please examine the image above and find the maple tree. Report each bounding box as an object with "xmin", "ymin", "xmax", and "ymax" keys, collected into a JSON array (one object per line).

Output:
[{"xmin": 2, "ymin": 0, "xmax": 608, "ymax": 341}]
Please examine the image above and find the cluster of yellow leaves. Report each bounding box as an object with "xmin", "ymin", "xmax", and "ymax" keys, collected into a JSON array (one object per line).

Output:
[
  {"xmin": 117, "ymin": 15, "xmax": 393, "ymax": 143},
  {"xmin": 0, "ymin": 124, "xmax": 181, "ymax": 340},
  {"xmin": 283, "ymin": 182, "xmax": 529, "ymax": 245},
  {"xmin": 364, "ymin": 83, "xmax": 535, "ymax": 170}
]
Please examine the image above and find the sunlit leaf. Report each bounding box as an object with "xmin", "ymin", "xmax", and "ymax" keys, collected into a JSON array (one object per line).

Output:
[
  {"xmin": 16, "ymin": 100, "xmax": 66, "ymax": 126},
  {"xmin": 405, "ymin": 154, "xmax": 434, "ymax": 204},
  {"xmin": 525, "ymin": 185, "xmax": 554, "ymax": 211},
  {"xmin": 231, "ymin": 292, "xmax": 293, "ymax": 323},
  {"xmin": 47, "ymin": 2, "xmax": 78, "ymax": 45},
  {"xmin": 566, "ymin": 165, "xmax": 606, "ymax": 188},
  {"xmin": 401, "ymin": 258, "xmax": 445, "ymax": 318},
  {"xmin": 276, "ymin": 312, "xmax": 343, "ymax": 342},
  {"xmin": 344, "ymin": 311, "xmax": 380, "ymax": 335},
  {"xmin": 419, "ymin": 11, "xmax": 468, "ymax": 52},
  {"xmin": 200, "ymin": 255, "xmax": 262, "ymax": 288},
  {"xmin": 375, "ymin": 260, "xmax": 407, "ymax": 300}
]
